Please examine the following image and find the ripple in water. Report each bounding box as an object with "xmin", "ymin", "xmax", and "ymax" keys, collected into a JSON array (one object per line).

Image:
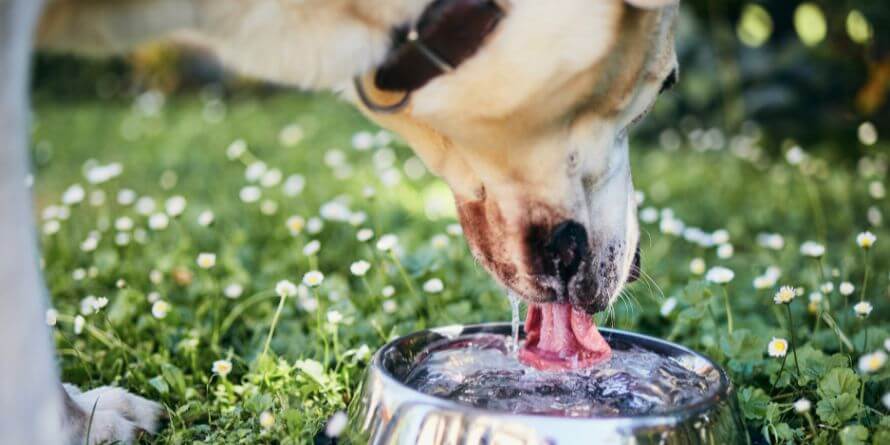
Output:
[{"xmin": 404, "ymin": 334, "xmax": 716, "ymax": 417}]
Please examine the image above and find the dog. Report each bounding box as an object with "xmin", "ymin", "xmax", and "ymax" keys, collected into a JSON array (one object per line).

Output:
[{"xmin": 0, "ymin": 0, "xmax": 679, "ymax": 442}]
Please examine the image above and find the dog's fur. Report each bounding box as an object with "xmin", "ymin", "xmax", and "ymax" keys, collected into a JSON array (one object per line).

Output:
[{"xmin": 1, "ymin": 0, "xmax": 678, "ymax": 442}]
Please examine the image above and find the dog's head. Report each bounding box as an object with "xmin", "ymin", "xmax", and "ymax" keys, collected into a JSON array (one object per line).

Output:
[{"xmin": 354, "ymin": 0, "xmax": 679, "ymax": 313}]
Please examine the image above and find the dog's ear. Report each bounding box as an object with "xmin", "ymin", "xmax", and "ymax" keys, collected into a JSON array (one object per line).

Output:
[{"xmin": 625, "ymin": 0, "xmax": 678, "ymax": 9}]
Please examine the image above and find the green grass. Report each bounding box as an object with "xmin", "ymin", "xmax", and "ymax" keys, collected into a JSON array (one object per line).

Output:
[{"xmin": 33, "ymin": 91, "xmax": 889, "ymax": 444}]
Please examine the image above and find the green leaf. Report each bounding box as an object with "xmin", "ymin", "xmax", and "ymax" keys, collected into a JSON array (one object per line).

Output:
[
  {"xmin": 818, "ymin": 368, "xmax": 860, "ymax": 399},
  {"xmin": 737, "ymin": 386, "xmax": 771, "ymax": 420},
  {"xmin": 147, "ymin": 375, "xmax": 169, "ymax": 396},
  {"xmin": 815, "ymin": 393, "xmax": 860, "ymax": 426},
  {"xmin": 721, "ymin": 329, "xmax": 764, "ymax": 361},
  {"xmin": 772, "ymin": 422, "xmax": 800, "ymax": 443},
  {"xmin": 161, "ymin": 363, "xmax": 187, "ymax": 396},
  {"xmin": 839, "ymin": 425, "xmax": 869, "ymax": 445}
]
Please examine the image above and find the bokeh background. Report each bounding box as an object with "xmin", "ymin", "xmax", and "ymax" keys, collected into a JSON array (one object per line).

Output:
[{"xmin": 29, "ymin": 2, "xmax": 890, "ymax": 444}]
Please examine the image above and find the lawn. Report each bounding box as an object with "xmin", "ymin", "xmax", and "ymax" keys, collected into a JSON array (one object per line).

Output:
[{"xmin": 32, "ymin": 91, "xmax": 889, "ymax": 444}]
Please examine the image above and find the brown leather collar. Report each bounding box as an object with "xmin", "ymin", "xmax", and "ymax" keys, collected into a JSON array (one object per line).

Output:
[{"xmin": 355, "ymin": 0, "xmax": 506, "ymax": 113}]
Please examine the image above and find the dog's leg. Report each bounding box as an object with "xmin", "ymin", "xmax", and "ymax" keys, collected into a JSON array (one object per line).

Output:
[
  {"xmin": 3, "ymin": 1, "xmax": 163, "ymax": 443},
  {"xmin": 0, "ymin": 0, "xmax": 66, "ymax": 444}
]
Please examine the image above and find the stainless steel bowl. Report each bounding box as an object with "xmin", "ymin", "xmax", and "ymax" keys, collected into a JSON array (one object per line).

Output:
[{"xmin": 347, "ymin": 323, "xmax": 749, "ymax": 445}]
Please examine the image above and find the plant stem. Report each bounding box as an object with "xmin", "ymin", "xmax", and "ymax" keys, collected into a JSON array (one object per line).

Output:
[
  {"xmin": 786, "ymin": 304, "xmax": 801, "ymax": 378},
  {"xmin": 771, "ymin": 353, "xmax": 788, "ymax": 394},
  {"xmin": 859, "ymin": 249, "xmax": 871, "ymax": 303},
  {"xmin": 390, "ymin": 252, "xmax": 418, "ymax": 299},
  {"xmin": 261, "ymin": 291, "xmax": 288, "ymax": 359},
  {"xmin": 722, "ymin": 285, "xmax": 734, "ymax": 335}
]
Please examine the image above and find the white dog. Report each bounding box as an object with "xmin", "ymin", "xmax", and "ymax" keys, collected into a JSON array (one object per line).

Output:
[{"xmin": 0, "ymin": 0, "xmax": 679, "ymax": 442}]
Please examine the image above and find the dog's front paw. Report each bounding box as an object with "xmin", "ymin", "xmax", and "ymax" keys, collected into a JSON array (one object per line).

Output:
[{"xmin": 65, "ymin": 385, "xmax": 163, "ymax": 444}]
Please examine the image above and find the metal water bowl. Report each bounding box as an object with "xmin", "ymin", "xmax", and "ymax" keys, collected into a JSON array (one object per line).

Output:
[{"xmin": 347, "ymin": 323, "xmax": 749, "ymax": 444}]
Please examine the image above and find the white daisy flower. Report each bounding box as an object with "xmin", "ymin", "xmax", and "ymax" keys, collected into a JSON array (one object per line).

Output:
[
  {"xmin": 244, "ymin": 161, "xmax": 267, "ymax": 183},
  {"xmin": 61, "ymin": 184, "xmax": 85, "ymax": 205},
  {"xmin": 324, "ymin": 149, "xmax": 346, "ymax": 167},
  {"xmin": 114, "ymin": 216, "xmax": 134, "ymax": 232},
  {"xmin": 224, "ymin": 283, "xmax": 243, "ymax": 299},
  {"xmin": 73, "ymin": 315, "xmax": 85, "ymax": 335},
  {"xmin": 350, "ymin": 260, "xmax": 371, "ymax": 277},
  {"xmin": 151, "ymin": 300, "xmax": 171, "ymax": 319},
  {"xmin": 226, "ymin": 139, "xmax": 247, "ymax": 160},
  {"xmin": 376, "ymin": 234, "xmax": 398, "ymax": 252},
  {"xmin": 258, "ymin": 411, "xmax": 275, "ymax": 429},
  {"xmin": 423, "ymin": 278, "xmax": 444, "ymax": 293},
  {"xmin": 856, "ymin": 231, "xmax": 876, "ymax": 249},
  {"xmin": 883, "ymin": 393, "xmax": 890, "ymax": 410},
  {"xmin": 165, "ymin": 196, "xmax": 187, "ymax": 217},
  {"xmin": 352, "ymin": 131, "xmax": 374, "ymax": 150},
  {"xmin": 303, "ymin": 271, "xmax": 324, "ymax": 287},
  {"xmin": 286, "ymin": 215, "xmax": 305, "ymax": 235},
  {"xmin": 260, "ymin": 168, "xmax": 283, "ymax": 188},
  {"xmin": 857, "ymin": 121, "xmax": 878, "ymax": 146},
  {"xmin": 197, "ymin": 210, "xmax": 215, "ymax": 227},
  {"xmin": 382, "ymin": 299, "xmax": 398, "ymax": 314},
  {"xmin": 853, "ymin": 301, "xmax": 873, "ymax": 318},
  {"xmin": 869, "ymin": 181, "xmax": 886, "ymax": 200},
  {"xmin": 382, "ymin": 285, "xmax": 395, "ymax": 298},
  {"xmin": 149, "ymin": 269, "xmax": 163, "ymax": 285},
  {"xmin": 820, "ymin": 282, "xmax": 834, "ymax": 294},
  {"xmin": 793, "ymin": 398, "xmax": 811, "ymax": 413},
  {"xmin": 43, "ymin": 220, "xmax": 60, "ymax": 236},
  {"xmin": 799, "ymin": 241, "xmax": 825, "ymax": 258},
  {"xmin": 306, "ymin": 217, "xmax": 324, "ymax": 234},
  {"xmin": 431, "ymin": 234, "xmax": 449, "ymax": 249},
  {"xmin": 212, "ymin": 359, "xmax": 232, "ymax": 377},
  {"xmin": 717, "ymin": 243, "xmax": 734, "ymax": 259},
  {"xmin": 147, "ymin": 292, "xmax": 161, "ymax": 303},
  {"xmin": 325, "ymin": 411, "xmax": 348, "ymax": 438},
  {"xmin": 279, "ymin": 124, "xmax": 304, "ymax": 147},
  {"xmin": 117, "ymin": 189, "xmax": 137, "ymax": 205},
  {"xmin": 705, "ymin": 266, "xmax": 734, "ymax": 284},
  {"xmin": 689, "ymin": 258, "xmax": 706, "ymax": 276},
  {"xmin": 135, "ymin": 197, "xmax": 156, "ymax": 215},
  {"xmin": 858, "ymin": 351, "xmax": 887, "ymax": 374},
  {"xmin": 756, "ymin": 233, "xmax": 785, "ymax": 250},
  {"xmin": 148, "ymin": 213, "xmax": 169, "ymax": 230},
  {"xmin": 839, "ymin": 282, "xmax": 855, "ymax": 296},
  {"xmin": 660, "ymin": 297, "xmax": 678, "ymax": 317},
  {"xmin": 659, "ymin": 217, "xmax": 685, "ymax": 236},
  {"xmin": 299, "ymin": 296, "xmax": 318, "ymax": 311},
  {"xmin": 72, "ymin": 268, "xmax": 87, "ymax": 281},
  {"xmin": 639, "ymin": 207, "xmax": 659, "ymax": 224},
  {"xmin": 303, "ymin": 240, "xmax": 321, "ymax": 256},
  {"xmin": 767, "ymin": 338, "xmax": 788, "ymax": 357},
  {"xmin": 45, "ymin": 309, "xmax": 58, "ymax": 326},
  {"xmin": 446, "ymin": 224, "xmax": 463, "ymax": 236},
  {"xmin": 326, "ymin": 310, "xmax": 343, "ymax": 325},
  {"xmin": 196, "ymin": 253, "xmax": 216, "ymax": 269},
  {"xmin": 275, "ymin": 280, "xmax": 298, "ymax": 297},
  {"xmin": 260, "ymin": 199, "xmax": 278, "ymax": 215},
  {"xmin": 320, "ymin": 201, "xmax": 351, "ymax": 221},
  {"xmin": 712, "ymin": 229, "xmax": 730, "ymax": 245},
  {"xmin": 114, "ymin": 232, "xmax": 131, "ymax": 246},
  {"xmin": 774, "ymin": 286, "xmax": 796, "ymax": 304},
  {"xmin": 357, "ymin": 228, "xmax": 374, "ymax": 242},
  {"xmin": 348, "ymin": 211, "xmax": 367, "ymax": 227},
  {"xmin": 239, "ymin": 186, "xmax": 261, "ymax": 203},
  {"xmin": 282, "ymin": 174, "xmax": 305, "ymax": 197}
]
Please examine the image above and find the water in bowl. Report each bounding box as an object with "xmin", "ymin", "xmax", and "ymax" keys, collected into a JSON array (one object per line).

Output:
[{"xmin": 403, "ymin": 332, "xmax": 716, "ymax": 417}]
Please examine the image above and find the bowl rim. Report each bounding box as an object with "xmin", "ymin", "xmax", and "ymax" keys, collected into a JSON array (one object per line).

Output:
[{"xmin": 370, "ymin": 322, "xmax": 734, "ymax": 424}]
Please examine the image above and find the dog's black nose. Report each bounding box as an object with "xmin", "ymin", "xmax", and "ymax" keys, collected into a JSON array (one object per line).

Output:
[{"xmin": 546, "ymin": 220, "xmax": 589, "ymax": 282}]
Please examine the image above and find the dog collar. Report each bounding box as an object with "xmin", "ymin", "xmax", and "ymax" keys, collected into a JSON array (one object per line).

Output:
[{"xmin": 355, "ymin": 0, "xmax": 508, "ymax": 113}]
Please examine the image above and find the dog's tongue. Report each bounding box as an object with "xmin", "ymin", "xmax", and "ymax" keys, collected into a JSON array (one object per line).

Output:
[{"xmin": 519, "ymin": 303, "xmax": 611, "ymax": 371}]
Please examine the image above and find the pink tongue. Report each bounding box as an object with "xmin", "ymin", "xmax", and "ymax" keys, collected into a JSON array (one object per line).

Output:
[{"xmin": 519, "ymin": 303, "xmax": 612, "ymax": 371}]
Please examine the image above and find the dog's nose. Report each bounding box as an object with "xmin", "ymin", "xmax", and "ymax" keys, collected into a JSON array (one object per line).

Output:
[{"xmin": 545, "ymin": 220, "xmax": 589, "ymax": 282}]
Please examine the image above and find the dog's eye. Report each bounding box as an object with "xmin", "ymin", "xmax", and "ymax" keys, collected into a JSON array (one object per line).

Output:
[{"xmin": 659, "ymin": 69, "xmax": 677, "ymax": 94}]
